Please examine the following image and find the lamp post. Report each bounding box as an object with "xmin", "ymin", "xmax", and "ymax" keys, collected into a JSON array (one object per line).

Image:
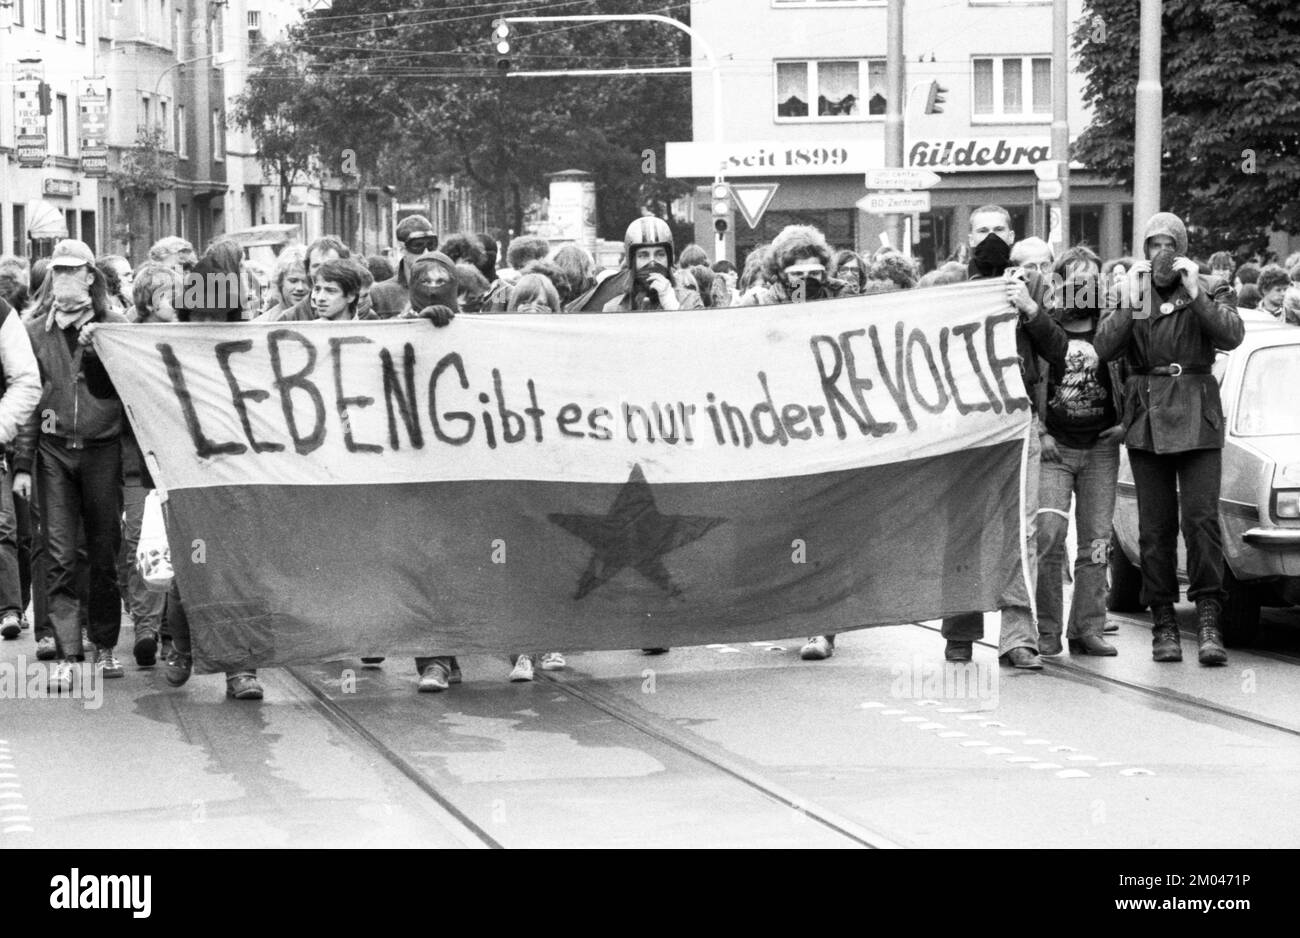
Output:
[{"xmin": 1132, "ymin": 0, "xmax": 1163, "ymax": 235}]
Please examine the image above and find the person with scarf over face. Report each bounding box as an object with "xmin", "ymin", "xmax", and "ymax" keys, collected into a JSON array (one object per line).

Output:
[
  {"xmin": 11, "ymin": 240, "xmax": 128, "ymax": 694},
  {"xmin": 941, "ymin": 206, "xmax": 1068, "ymax": 670},
  {"xmin": 1035, "ymin": 247, "xmax": 1124, "ymax": 659},
  {"xmin": 567, "ymin": 217, "xmax": 704, "ymax": 313},
  {"xmin": 1093, "ymin": 211, "xmax": 1244, "ymax": 666}
]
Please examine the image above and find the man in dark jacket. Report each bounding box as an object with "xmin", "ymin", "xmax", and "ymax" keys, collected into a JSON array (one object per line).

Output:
[
  {"xmin": 12, "ymin": 239, "xmax": 128, "ymax": 693},
  {"xmin": 1093, "ymin": 211, "xmax": 1244, "ymax": 666},
  {"xmin": 369, "ymin": 216, "xmax": 438, "ymax": 319},
  {"xmin": 942, "ymin": 205, "xmax": 1069, "ymax": 670}
]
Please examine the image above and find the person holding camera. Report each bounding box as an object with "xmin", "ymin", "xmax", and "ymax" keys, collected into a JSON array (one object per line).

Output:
[{"xmin": 1093, "ymin": 212, "xmax": 1244, "ymax": 665}]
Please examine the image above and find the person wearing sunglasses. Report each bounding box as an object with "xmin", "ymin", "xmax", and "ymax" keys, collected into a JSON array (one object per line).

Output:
[{"xmin": 369, "ymin": 215, "xmax": 439, "ymax": 319}]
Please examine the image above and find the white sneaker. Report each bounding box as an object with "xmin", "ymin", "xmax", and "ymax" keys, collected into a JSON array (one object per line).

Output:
[
  {"xmin": 800, "ymin": 636, "xmax": 835, "ymax": 660},
  {"xmin": 509, "ymin": 654, "xmax": 535, "ymax": 682},
  {"xmin": 48, "ymin": 661, "xmax": 75, "ymax": 695},
  {"xmin": 539, "ymin": 651, "xmax": 566, "ymax": 671}
]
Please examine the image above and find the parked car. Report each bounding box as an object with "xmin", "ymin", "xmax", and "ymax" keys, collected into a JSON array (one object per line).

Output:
[{"xmin": 1109, "ymin": 314, "xmax": 1300, "ymax": 646}]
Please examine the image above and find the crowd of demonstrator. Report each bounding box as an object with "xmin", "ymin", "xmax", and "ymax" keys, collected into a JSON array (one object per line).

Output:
[{"xmin": 0, "ymin": 204, "xmax": 1277, "ymax": 699}]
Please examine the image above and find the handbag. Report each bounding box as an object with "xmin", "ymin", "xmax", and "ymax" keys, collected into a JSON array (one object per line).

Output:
[{"xmin": 137, "ymin": 489, "xmax": 174, "ymax": 592}]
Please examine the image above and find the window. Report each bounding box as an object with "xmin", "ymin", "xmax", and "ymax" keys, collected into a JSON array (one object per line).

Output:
[
  {"xmin": 141, "ymin": 95, "xmax": 151, "ymax": 131},
  {"xmin": 75, "ymin": 0, "xmax": 84, "ymax": 41},
  {"xmin": 56, "ymin": 94, "xmax": 69, "ymax": 155},
  {"xmin": 1236, "ymin": 347, "xmax": 1300, "ymax": 436},
  {"xmin": 775, "ymin": 59, "xmax": 885, "ymax": 121},
  {"xmin": 12, "ymin": 205, "xmax": 25, "ymax": 257},
  {"xmin": 176, "ymin": 104, "xmax": 187, "ymax": 157},
  {"xmin": 34, "ymin": 0, "xmax": 45, "ymax": 31},
  {"xmin": 212, "ymin": 108, "xmax": 224, "ymax": 161},
  {"xmin": 247, "ymin": 10, "xmax": 260, "ymax": 29},
  {"xmin": 14, "ymin": 0, "xmax": 25, "ymax": 28},
  {"xmin": 54, "ymin": 0, "xmax": 65, "ymax": 36},
  {"xmin": 158, "ymin": 0, "xmax": 166, "ymax": 46},
  {"xmin": 160, "ymin": 100, "xmax": 169, "ymax": 149},
  {"xmin": 213, "ymin": 3, "xmax": 224, "ymax": 53},
  {"xmin": 972, "ymin": 55, "xmax": 1051, "ymax": 121},
  {"xmin": 174, "ymin": 10, "xmax": 182, "ymax": 52}
]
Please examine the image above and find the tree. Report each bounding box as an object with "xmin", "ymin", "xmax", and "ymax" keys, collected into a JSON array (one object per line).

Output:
[
  {"xmin": 287, "ymin": 0, "xmax": 693, "ymax": 239},
  {"xmin": 230, "ymin": 43, "xmax": 322, "ymax": 223},
  {"xmin": 111, "ymin": 126, "xmax": 176, "ymax": 260},
  {"xmin": 1074, "ymin": 0, "xmax": 1300, "ymax": 257}
]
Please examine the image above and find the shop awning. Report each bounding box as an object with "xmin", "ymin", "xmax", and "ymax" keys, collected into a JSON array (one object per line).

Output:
[{"xmin": 27, "ymin": 200, "xmax": 69, "ymax": 240}]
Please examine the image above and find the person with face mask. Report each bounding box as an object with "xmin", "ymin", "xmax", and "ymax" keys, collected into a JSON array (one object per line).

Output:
[
  {"xmin": 1035, "ymin": 246, "xmax": 1124, "ymax": 658},
  {"xmin": 941, "ymin": 205, "xmax": 1068, "ymax": 670},
  {"xmin": 738, "ymin": 224, "xmax": 852, "ymax": 310},
  {"xmin": 1093, "ymin": 211, "xmax": 1244, "ymax": 666},
  {"xmin": 11, "ymin": 240, "xmax": 129, "ymax": 693},
  {"xmin": 370, "ymin": 216, "xmax": 438, "ymax": 319}
]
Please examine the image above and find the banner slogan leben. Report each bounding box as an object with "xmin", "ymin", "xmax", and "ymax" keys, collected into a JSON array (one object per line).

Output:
[{"xmin": 94, "ymin": 280, "xmax": 1033, "ymax": 671}]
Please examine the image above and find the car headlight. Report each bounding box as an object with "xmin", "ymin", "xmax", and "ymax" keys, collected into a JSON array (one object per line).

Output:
[{"xmin": 1273, "ymin": 490, "xmax": 1300, "ymax": 520}]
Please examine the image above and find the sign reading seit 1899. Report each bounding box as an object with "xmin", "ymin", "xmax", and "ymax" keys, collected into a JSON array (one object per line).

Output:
[{"xmin": 666, "ymin": 140, "xmax": 876, "ymax": 178}]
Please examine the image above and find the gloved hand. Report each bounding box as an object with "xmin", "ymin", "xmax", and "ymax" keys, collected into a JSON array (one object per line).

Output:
[{"xmin": 402, "ymin": 304, "xmax": 456, "ymax": 327}]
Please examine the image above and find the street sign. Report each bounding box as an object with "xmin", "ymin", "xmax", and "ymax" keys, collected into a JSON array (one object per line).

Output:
[
  {"xmin": 14, "ymin": 79, "xmax": 47, "ymax": 167},
  {"xmin": 1037, "ymin": 179, "xmax": 1063, "ymax": 201},
  {"xmin": 78, "ymin": 77, "xmax": 108, "ymax": 178},
  {"xmin": 729, "ymin": 183, "xmax": 779, "ymax": 229},
  {"xmin": 856, "ymin": 191, "xmax": 931, "ymax": 215},
  {"xmin": 864, "ymin": 168, "xmax": 941, "ymax": 190}
]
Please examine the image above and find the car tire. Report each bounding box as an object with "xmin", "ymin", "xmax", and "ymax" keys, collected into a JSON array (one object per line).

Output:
[
  {"xmin": 1106, "ymin": 530, "xmax": 1144, "ymax": 612},
  {"xmin": 1221, "ymin": 568, "xmax": 1261, "ymax": 648}
]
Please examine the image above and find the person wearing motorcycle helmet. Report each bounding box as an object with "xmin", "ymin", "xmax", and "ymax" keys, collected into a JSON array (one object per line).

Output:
[{"xmin": 567, "ymin": 217, "xmax": 703, "ymax": 312}]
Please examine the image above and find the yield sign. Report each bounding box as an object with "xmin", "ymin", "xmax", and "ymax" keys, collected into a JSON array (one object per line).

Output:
[{"xmin": 728, "ymin": 183, "xmax": 779, "ymax": 229}]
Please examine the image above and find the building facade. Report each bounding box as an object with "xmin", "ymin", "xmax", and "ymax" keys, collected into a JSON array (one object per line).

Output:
[{"xmin": 677, "ymin": 0, "xmax": 1133, "ymax": 269}]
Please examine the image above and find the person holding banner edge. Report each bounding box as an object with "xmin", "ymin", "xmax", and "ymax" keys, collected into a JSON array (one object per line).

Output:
[{"xmin": 942, "ymin": 206, "xmax": 1068, "ymax": 670}]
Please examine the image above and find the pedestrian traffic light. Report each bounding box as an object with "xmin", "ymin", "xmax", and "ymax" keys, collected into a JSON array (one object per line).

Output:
[
  {"xmin": 492, "ymin": 19, "xmax": 511, "ymax": 71},
  {"xmin": 924, "ymin": 80, "xmax": 948, "ymax": 115},
  {"xmin": 37, "ymin": 82, "xmax": 53, "ymax": 116}
]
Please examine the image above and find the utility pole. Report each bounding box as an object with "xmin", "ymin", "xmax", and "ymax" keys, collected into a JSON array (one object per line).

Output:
[
  {"xmin": 884, "ymin": 0, "xmax": 906, "ymax": 253},
  {"xmin": 1051, "ymin": 0, "xmax": 1070, "ymax": 251},
  {"xmin": 1132, "ymin": 0, "xmax": 1163, "ymax": 237}
]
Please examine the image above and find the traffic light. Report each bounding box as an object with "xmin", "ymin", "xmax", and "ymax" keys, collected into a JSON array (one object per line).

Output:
[
  {"xmin": 37, "ymin": 82, "xmax": 53, "ymax": 116},
  {"xmin": 924, "ymin": 80, "xmax": 948, "ymax": 115},
  {"xmin": 714, "ymin": 218, "xmax": 728, "ymax": 234},
  {"xmin": 492, "ymin": 19, "xmax": 511, "ymax": 72}
]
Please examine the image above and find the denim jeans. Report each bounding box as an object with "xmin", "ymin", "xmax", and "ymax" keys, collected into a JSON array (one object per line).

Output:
[
  {"xmin": 0, "ymin": 464, "xmax": 21, "ymax": 617},
  {"xmin": 1036, "ymin": 438, "xmax": 1120, "ymax": 639},
  {"xmin": 941, "ymin": 420, "xmax": 1042, "ymax": 655},
  {"xmin": 35, "ymin": 438, "xmax": 123, "ymax": 659},
  {"xmin": 1128, "ymin": 447, "xmax": 1225, "ymax": 606}
]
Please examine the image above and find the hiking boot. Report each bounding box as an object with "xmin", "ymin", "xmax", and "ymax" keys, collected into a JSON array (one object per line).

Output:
[
  {"xmin": 1196, "ymin": 598, "xmax": 1228, "ymax": 666},
  {"xmin": 35, "ymin": 636, "xmax": 57, "ymax": 661},
  {"xmin": 944, "ymin": 640, "xmax": 973, "ymax": 662},
  {"xmin": 509, "ymin": 654, "xmax": 535, "ymax": 682},
  {"xmin": 1000, "ymin": 647, "xmax": 1044, "ymax": 670},
  {"xmin": 95, "ymin": 647, "xmax": 125, "ymax": 679},
  {"xmin": 539, "ymin": 651, "xmax": 566, "ymax": 671},
  {"xmin": 133, "ymin": 627, "xmax": 159, "ymax": 667},
  {"xmin": 1151, "ymin": 604, "xmax": 1182, "ymax": 662},
  {"xmin": 163, "ymin": 648, "xmax": 192, "ymax": 687},
  {"xmin": 226, "ymin": 671, "xmax": 264, "ymax": 700},
  {"xmin": 0, "ymin": 612, "xmax": 20, "ymax": 640},
  {"xmin": 800, "ymin": 635, "xmax": 835, "ymax": 660},
  {"xmin": 1038, "ymin": 633, "xmax": 1063, "ymax": 656},
  {"xmin": 1068, "ymin": 635, "xmax": 1118, "ymax": 656}
]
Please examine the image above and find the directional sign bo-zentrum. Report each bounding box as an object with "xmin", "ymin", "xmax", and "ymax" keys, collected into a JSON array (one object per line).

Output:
[{"xmin": 856, "ymin": 192, "xmax": 932, "ymax": 215}]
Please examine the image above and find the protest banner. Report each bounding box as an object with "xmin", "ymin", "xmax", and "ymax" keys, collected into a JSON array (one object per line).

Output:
[{"xmin": 94, "ymin": 279, "xmax": 1032, "ymax": 672}]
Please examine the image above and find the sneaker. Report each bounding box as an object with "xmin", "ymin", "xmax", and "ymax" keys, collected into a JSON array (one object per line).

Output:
[
  {"xmin": 35, "ymin": 636, "xmax": 57, "ymax": 661},
  {"xmin": 509, "ymin": 654, "xmax": 535, "ymax": 682},
  {"xmin": 226, "ymin": 671, "xmax": 264, "ymax": 700},
  {"xmin": 95, "ymin": 647, "xmax": 125, "ymax": 679},
  {"xmin": 81, "ymin": 630, "xmax": 95, "ymax": 656},
  {"xmin": 133, "ymin": 628, "xmax": 159, "ymax": 667},
  {"xmin": 48, "ymin": 661, "xmax": 75, "ymax": 696},
  {"xmin": 163, "ymin": 648, "xmax": 193, "ymax": 687},
  {"xmin": 539, "ymin": 651, "xmax": 566, "ymax": 671},
  {"xmin": 19, "ymin": 613, "xmax": 30, "ymax": 631},
  {"xmin": 800, "ymin": 635, "xmax": 835, "ymax": 660},
  {"xmin": 418, "ymin": 661, "xmax": 450, "ymax": 693},
  {"xmin": 0, "ymin": 612, "xmax": 20, "ymax": 640}
]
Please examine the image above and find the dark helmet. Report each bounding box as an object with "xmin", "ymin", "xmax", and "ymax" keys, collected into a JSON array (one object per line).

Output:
[{"xmin": 624, "ymin": 216, "xmax": 675, "ymax": 268}]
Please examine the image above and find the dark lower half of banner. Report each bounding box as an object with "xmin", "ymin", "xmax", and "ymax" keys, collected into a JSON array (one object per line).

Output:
[{"xmin": 168, "ymin": 443, "xmax": 1026, "ymax": 673}]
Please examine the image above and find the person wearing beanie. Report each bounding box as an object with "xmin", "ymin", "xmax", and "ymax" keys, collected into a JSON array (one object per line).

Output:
[
  {"xmin": 370, "ymin": 215, "xmax": 438, "ymax": 318},
  {"xmin": 1094, "ymin": 211, "xmax": 1244, "ymax": 667}
]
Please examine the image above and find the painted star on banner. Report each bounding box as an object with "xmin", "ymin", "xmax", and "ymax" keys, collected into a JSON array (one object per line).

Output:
[{"xmin": 548, "ymin": 464, "xmax": 728, "ymax": 600}]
